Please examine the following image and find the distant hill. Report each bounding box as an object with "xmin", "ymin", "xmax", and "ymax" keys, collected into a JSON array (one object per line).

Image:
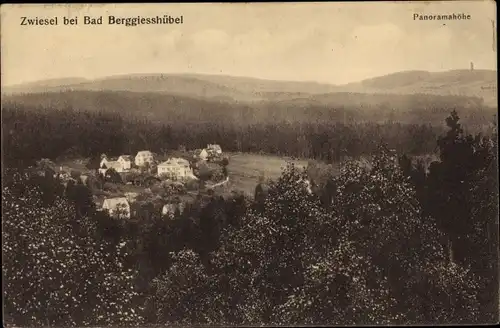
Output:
[
  {"xmin": 181, "ymin": 73, "xmax": 339, "ymax": 95},
  {"xmin": 1, "ymin": 69, "xmax": 496, "ymax": 129},
  {"xmin": 1, "ymin": 74, "xmax": 339, "ymax": 102},
  {"xmin": 340, "ymin": 69, "xmax": 497, "ymax": 107},
  {"xmin": 3, "ymin": 69, "xmax": 496, "ymax": 106},
  {"xmin": 3, "ymin": 77, "xmax": 89, "ymax": 93},
  {"xmin": 2, "ymin": 74, "xmax": 257, "ymax": 102}
]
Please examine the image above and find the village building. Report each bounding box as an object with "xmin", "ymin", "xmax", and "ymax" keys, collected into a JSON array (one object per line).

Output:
[
  {"xmin": 157, "ymin": 157, "xmax": 194, "ymax": 180},
  {"xmin": 135, "ymin": 150, "xmax": 155, "ymax": 167},
  {"xmin": 99, "ymin": 155, "xmax": 132, "ymax": 174},
  {"xmin": 205, "ymin": 144, "xmax": 223, "ymax": 162},
  {"xmin": 117, "ymin": 155, "xmax": 133, "ymax": 170},
  {"xmin": 161, "ymin": 201, "xmax": 185, "ymax": 218},
  {"xmin": 161, "ymin": 203, "xmax": 177, "ymax": 218},
  {"xmin": 194, "ymin": 149, "xmax": 209, "ymax": 161},
  {"xmin": 99, "ymin": 161, "xmax": 121, "ymax": 175},
  {"xmin": 102, "ymin": 197, "xmax": 131, "ymax": 219},
  {"xmin": 100, "ymin": 155, "xmax": 109, "ymax": 167},
  {"xmin": 207, "ymin": 144, "xmax": 222, "ymax": 155}
]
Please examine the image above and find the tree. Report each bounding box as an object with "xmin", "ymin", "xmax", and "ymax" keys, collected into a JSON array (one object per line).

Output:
[
  {"xmin": 150, "ymin": 154, "xmax": 483, "ymax": 325},
  {"xmin": 197, "ymin": 163, "xmax": 213, "ymax": 183},
  {"xmin": 105, "ymin": 168, "xmax": 123, "ymax": 184},
  {"xmin": 2, "ymin": 170, "xmax": 144, "ymax": 326},
  {"xmin": 86, "ymin": 156, "xmax": 101, "ymax": 173},
  {"xmin": 254, "ymin": 182, "xmax": 269, "ymax": 209},
  {"xmin": 211, "ymin": 168, "xmax": 225, "ymax": 183},
  {"xmin": 221, "ymin": 157, "xmax": 230, "ymax": 178},
  {"xmin": 422, "ymin": 111, "xmax": 499, "ymax": 321},
  {"xmin": 329, "ymin": 148, "xmax": 481, "ymax": 324},
  {"xmin": 146, "ymin": 250, "xmax": 220, "ymax": 325},
  {"xmin": 36, "ymin": 158, "xmax": 57, "ymax": 175},
  {"xmin": 142, "ymin": 162, "xmax": 151, "ymax": 174}
]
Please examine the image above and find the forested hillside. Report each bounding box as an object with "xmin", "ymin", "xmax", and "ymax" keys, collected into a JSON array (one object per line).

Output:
[{"xmin": 3, "ymin": 104, "xmax": 446, "ymax": 167}]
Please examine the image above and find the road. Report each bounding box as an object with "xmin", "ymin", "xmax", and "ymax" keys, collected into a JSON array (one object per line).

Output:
[{"xmin": 206, "ymin": 177, "xmax": 230, "ymax": 189}]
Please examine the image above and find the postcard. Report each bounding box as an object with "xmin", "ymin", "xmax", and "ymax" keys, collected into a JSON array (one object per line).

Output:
[{"xmin": 1, "ymin": 2, "xmax": 498, "ymax": 327}]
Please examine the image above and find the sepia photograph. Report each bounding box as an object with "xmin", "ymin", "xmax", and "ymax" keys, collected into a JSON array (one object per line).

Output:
[{"xmin": 1, "ymin": 1, "xmax": 498, "ymax": 326}]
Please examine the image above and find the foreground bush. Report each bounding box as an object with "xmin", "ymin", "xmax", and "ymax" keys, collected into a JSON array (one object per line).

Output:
[
  {"xmin": 2, "ymin": 171, "xmax": 144, "ymax": 326},
  {"xmin": 148, "ymin": 152, "xmax": 482, "ymax": 325}
]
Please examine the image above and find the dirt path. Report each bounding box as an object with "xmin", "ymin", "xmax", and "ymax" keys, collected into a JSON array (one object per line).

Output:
[{"xmin": 207, "ymin": 177, "xmax": 229, "ymax": 188}]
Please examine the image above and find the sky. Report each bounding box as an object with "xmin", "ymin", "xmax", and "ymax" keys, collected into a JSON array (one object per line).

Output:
[{"xmin": 1, "ymin": 1, "xmax": 497, "ymax": 86}]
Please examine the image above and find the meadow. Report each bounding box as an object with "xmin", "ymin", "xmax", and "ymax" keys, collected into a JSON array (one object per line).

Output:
[{"xmin": 226, "ymin": 152, "xmax": 311, "ymax": 195}]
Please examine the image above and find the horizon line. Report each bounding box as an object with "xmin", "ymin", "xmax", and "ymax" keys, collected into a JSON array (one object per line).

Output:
[{"xmin": 2, "ymin": 67, "xmax": 497, "ymax": 88}]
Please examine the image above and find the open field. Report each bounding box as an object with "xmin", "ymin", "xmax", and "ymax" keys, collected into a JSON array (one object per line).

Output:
[{"xmin": 226, "ymin": 152, "xmax": 311, "ymax": 196}]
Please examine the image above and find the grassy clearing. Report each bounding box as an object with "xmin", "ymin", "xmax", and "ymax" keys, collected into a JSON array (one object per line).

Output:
[{"xmin": 226, "ymin": 152, "xmax": 310, "ymax": 196}]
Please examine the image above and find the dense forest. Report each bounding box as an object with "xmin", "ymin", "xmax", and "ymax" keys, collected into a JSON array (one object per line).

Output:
[
  {"xmin": 2, "ymin": 105, "xmax": 498, "ymax": 326},
  {"xmin": 0, "ymin": 103, "xmax": 481, "ymax": 167},
  {"xmin": 3, "ymin": 89, "xmax": 495, "ymax": 125},
  {"xmin": 3, "ymin": 90, "xmax": 496, "ymax": 168}
]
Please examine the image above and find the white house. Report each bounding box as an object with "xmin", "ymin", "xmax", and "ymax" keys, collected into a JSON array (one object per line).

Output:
[
  {"xmin": 100, "ymin": 156, "xmax": 109, "ymax": 168},
  {"xmin": 135, "ymin": 151, "xmax": 155, "ymax": 167},
  {"xmin": 205, "ymin": 144, "xmax": 223, "ymax": 162},
  {"xmin": 207, "ymin": 144, "xmax": 222, "ymax": 154},
  {"xmin": 117, "ymin": 155, "xmax": 133, "ymax": 170},
  {"xmin": 162, "ymin": 203, "xmax": 177, "ymax": 218},
  {"xmin": 162, "ymin": 202, "xmax": 185, "ymax": 218},
  {"xmin": 194, "ymin": 149, "xmax": 209, "ymax": 161},
  {"xmin": 99, "ymin": 161, "xmax": 123, "ymax": 175},
  {"xmin": 158, "ymin": 158, "xmax": 194, "ymax": 180},
  {"xmin": 102, "ymin": 197, "xmax": 131, "ymax": 218},
  {"xmin": 99, "ymin": 155, "xmax": 132, "ymax": 174}
]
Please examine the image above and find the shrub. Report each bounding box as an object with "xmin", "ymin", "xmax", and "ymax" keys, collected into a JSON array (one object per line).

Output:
[
  {"xmin": 185, "ymin": 179, "xmax": 201, "ymax": 191},
  {"xmin": 105, "ymin": 168, "xmax": 123, "ymax": 184},
  {"xmin": 2, "ymin": 171, "xmax": 144, "ymax": 326},
  {"xmin": 152, "ymin": 151, "xmax": 483, "ymax": 325},
  {"xmin": 103, "ymin": 182, "xmax": 119, "ymax": 193}
]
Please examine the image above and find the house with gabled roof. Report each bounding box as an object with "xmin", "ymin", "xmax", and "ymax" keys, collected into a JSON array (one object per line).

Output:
[
  {"xmin": 207, "ymin": 144, "xmax": 222, "ymax": 154},
  {"xmin": 117, "ymin": 155, "xmax": 132, "ymax": 170},
  {"xmin": 205, "ymin": 144, "xmax": 223, "ymax": 161},
  {"xmin": 102, "ymin": 197, "xmax": 131, "ymax": 218},
  {"xmin": 194, "ymin": 149, "xmax": 209, "ymax": 161},
  {"xmin": 161, "ymin": 200, "xmax": 185, "ymax": 218},
  {"xmin": 157, "ymin": 157, "xmax": 194, "ymax": 180},
  {"xmin": 99, "ymin": 154, "xmax": 132, "ymax": 174},
  {"xmin": 135, "ymin": 150, "xmax": 155, "ymax": 167}
]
